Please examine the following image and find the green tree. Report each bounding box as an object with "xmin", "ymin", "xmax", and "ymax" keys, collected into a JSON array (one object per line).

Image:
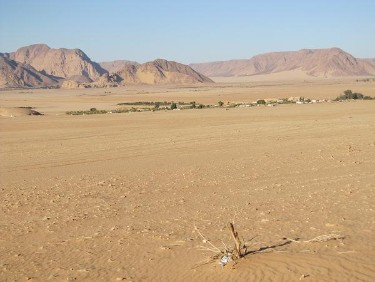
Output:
[
  {"xmin": 170, "ymin": 102, "xmax": 177, "ymax": 110},
  {"xmin": 343, "ymin": 89, "xmax": 353, "ymax": 99},
  {"xmin": 337, "ymin": 90, "xmax": 365, "ymax": 100}
]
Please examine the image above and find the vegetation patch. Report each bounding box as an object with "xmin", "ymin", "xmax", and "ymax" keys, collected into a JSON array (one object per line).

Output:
[
  {"xmin": 66, "ymin": 108, "xmax": 108, "ymax": 115},
  {"xmin": 66, "ymin": 92, "xmax": 374, "ymax": 116},
  {"xmin": 335, "ymin": 89, "xmax": 374, "ymax": 101}
]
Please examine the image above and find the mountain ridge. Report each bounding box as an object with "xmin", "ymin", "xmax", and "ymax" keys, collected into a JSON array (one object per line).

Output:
[
  {"xmin": 116, "ymin": 59, "xmax": 213, "ymax": 85},
  {"xmin": 190, "ymin": 48, "xmax": 375, "ymax": 77},
  {"xmin": 0, "ymin": 45, "xmax": 213, "ymax": 88},
  {"xmin": 0, "ymin": 54, "xmax": 58, "ymax": 88},
  {"xmin": 99, "ymin": 60, "xmax": 139, "ymax": 73},
  {"xmin": 8, "ymin": 44, "xmax": 107, "ymax": 81},
  {"xmin": 2, "ymin": 45, "xmax": 374, "ymax": 88}
]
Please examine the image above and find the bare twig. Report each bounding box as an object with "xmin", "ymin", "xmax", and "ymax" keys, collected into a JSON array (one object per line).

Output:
[
  {"xmin": 194, "ymin": 226, "xmax": 222, "ymax": 253},
  {"xmin": 228, "ymin": 222, "xmax": 242, "ymax": 258},
  {"xmin": 286, "ymin": 234, "xmax": 344, "ymax": 243},
  {"xmin": 220, "ymin": 239, "xmax": 229, "ymax": 251},
  {"xmin": 194, "ymin": 223, "xmax": 345, "ymax": 269}
]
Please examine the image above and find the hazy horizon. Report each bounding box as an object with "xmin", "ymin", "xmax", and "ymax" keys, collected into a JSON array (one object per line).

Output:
[{"xmin": 1, "ymin": 0, "xmax": 374, "ymax": 64}]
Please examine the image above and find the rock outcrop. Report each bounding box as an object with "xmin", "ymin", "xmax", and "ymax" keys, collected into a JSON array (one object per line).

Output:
[
  {"xmin": 9, "ymin": 44, "xmax": 107, "ymax": 81},
  {"xmin": 91, "ymin": 73, "xmax": 123, "ymax": 88},
  {"xmin": 0, "ymin": 54, "xmax": 58, "ymax": 88},
  {"xmin": 117, "ymin": 59, "xmax": 214, "ymax": 85},
  {"xmin": 99, "ymin": 60, "xmax": 139, "ymax": 73}
]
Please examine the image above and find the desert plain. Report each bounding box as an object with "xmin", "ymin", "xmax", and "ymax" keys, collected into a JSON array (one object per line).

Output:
[{"xmin": 1, "ymin": 77, "xmax": 375, "ymax": 281}]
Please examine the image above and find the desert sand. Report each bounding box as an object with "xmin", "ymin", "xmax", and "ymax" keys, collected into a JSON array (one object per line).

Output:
[{"xmin": 1, "ymin": 78, "xmax": 375, "ymax": 281}]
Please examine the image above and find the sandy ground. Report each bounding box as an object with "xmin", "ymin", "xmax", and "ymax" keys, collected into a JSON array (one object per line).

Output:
[
  {"xmin": 1, "ymin": 80, "xmax": 375, "ymax": 281},
  {"xmin": 0, "ymin": 77, "xmax": 374, "ymax": 114}
]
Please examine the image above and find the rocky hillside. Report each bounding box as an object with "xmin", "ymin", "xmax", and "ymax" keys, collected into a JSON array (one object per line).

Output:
[
  {"xmin": 8, "ymin": 44, "xmax": 107, "ymax": 81},
  {"xmin": 99, "ymin": 60, "xmax": 139, "ymax": 73},
  {"xmin": 117, "ymin": 59, "xmax": 213, "ymax": 85},
  {"xmin": 358, "ymin": 58, "xmax": 375, "ymax": 74},
  {"xmin": 0, "ymin": 54, "xmax": 58, "ymax": 88},
  {"xmin": 190, "ymin": 48, "xmax": 375, "ymax": 77}
]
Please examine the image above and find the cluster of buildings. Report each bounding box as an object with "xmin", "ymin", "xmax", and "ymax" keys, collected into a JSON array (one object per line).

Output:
[{"xmin": 237, "ymin": 97, "xmax": 330, "ymax": 107}]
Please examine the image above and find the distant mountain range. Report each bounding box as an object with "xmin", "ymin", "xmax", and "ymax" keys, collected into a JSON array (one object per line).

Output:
[
  {"xmin": 0, "ymin": 44, "xmax": 212, "ymax": 88},
  {"xmin": 1, "ymin": 45, "xmax": 374, "ymax": 89},
  {"xmin": 190, "ymin": 48, "xmax": 375, "ymax": 78}
]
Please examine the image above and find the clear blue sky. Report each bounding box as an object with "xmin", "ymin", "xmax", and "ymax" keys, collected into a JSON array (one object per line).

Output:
[{"xmin": 0, "ymin": 0, "xmax": 374, "ymax": 63}]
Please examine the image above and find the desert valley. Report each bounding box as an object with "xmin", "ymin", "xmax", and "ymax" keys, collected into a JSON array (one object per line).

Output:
[{"xmin": 1, "ymin": 43, "xmax": 375, "ymax": 282}]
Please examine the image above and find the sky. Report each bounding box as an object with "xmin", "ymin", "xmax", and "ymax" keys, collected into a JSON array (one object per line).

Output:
[{"xmin": 0, "ymin": 0, "xmax": 374, "ymax": 64}]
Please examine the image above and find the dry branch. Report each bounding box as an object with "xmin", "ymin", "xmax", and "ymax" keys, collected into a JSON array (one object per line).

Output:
[
  {"xmin": 228, "ymin": 223, "xmax": 242, "ymax": 258},
  {"xmin": 194, "ymin": 223, "xmax": 345, "ymax": 269},
  {"xmin": 194, "ymin": 226, "xmax": 222, "ymax": 253},
  {"xmin": 286, "ymin": 234, "xmax": 344, "ymax": 243}
]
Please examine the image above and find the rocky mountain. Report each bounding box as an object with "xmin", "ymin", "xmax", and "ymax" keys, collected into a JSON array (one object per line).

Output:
[
  {"xmin": 99, "ymin": 60, "xmax": 139, "ymax": 73},
  {"xmin": 190, "ymin": 48, "xmax": 375, "ymax": 77},
  {"xmin": 61, "ymin": 59, "xmax": 212, "ymax": 88},
  {"xmin": 117, "ymin": 59, "xmax": 213, "ymax": 85},
  {"xmin": 8, "ymin": 44, "xmax": 107, "ymax": 81},
  {"xmin": 1, "ymin": 44, "xmax": 213, "ymax": 88},
  {"xmin": 0, "ymin": 54, "xmax": 58, "ymax": 88},
  {"xmin": 358, "ymin": 58, "xmax": 375, "ymax": 74}
]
